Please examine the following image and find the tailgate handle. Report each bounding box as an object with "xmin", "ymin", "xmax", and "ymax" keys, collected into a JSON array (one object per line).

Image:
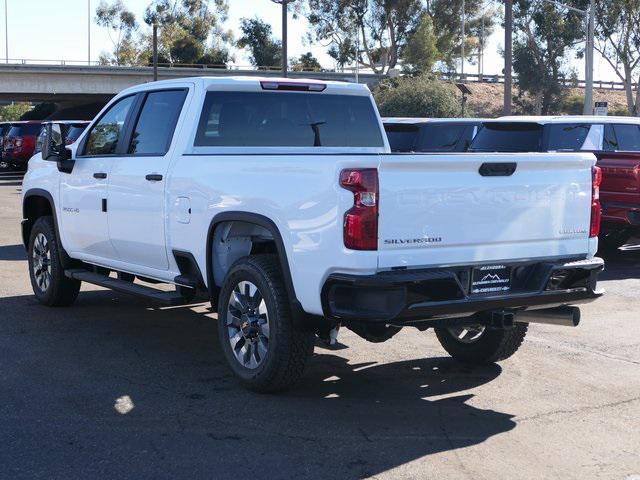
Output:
[{"xmin": 479, "ymin": 162, "xmax": 517, "ymax": 177}]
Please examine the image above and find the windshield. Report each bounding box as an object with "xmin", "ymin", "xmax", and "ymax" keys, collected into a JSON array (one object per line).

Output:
[{"xmin": 470, "ymin": 123, "xmax": 544, "ymax": 152}]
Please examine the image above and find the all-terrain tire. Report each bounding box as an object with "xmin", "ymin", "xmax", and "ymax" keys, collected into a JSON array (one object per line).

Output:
[
  {"xmin": 28, "ymin": 216, "xmax": 81, "ymax": 307},
  {"xmin": 217, "ymin": 255, "xmax": 315, "ymax": 393},
  {"xmin": 435, "ymin": 323, "xmax": 528, "ymax": 364}
]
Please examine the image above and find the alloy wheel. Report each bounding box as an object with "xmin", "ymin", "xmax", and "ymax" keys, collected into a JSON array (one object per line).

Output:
[
  {"xmin": 32, "ymin": 233, "xmax": 52, "ymax": 292},
  {"xmin": 225, "ymin": 280, "xmax": 270, "ymax": 369}
]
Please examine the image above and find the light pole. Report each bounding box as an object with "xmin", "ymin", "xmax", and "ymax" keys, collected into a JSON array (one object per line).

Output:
[
  {"xmin": 504, "ymin": 0, "xmax": 513, "ymax": 115},
  {"xmin": 270, "ymin": 0, "xmax": 297, "ymax": 77},
  {"xmin": 4, "ymin": 0, "xmax": 8, "ymax": 64},
  {"xmin": 88, "ymin": 0, "xmax": 91, "ymax": 65},
  {"xmin": 461, "ymin": 0, "xmax": 465, "ymax": 78},
  {"xmin": 542, "ymin": 0, "xmax": 595, "ymax": 115}
]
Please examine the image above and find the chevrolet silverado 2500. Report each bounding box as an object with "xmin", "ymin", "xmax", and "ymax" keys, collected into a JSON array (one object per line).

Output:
[{"xmin": 22, "ymin": 77, "xmax": 604, "ymax": 392}]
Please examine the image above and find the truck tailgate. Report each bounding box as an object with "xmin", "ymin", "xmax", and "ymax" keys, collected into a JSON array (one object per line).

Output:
[
  {"xmin": 377, "ymin": 153, "xmax": 596, "ymax": 269},
  {"xmin": 597, "ymin": 151, "xmax": 640, "ymax": 205}
]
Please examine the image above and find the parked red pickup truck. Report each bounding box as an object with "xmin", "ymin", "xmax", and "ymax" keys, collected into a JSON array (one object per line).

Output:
[{"xmin": 470, "ymin": 116, "xmax": 640, "ymax": 249}]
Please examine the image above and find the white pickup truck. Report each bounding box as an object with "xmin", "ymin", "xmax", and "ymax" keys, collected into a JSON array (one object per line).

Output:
[{"xmin": 22, "ymin": 77, "xmax": 604, "ymax": 392}]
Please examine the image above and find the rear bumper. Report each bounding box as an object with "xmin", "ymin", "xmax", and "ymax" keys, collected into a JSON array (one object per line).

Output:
[{"xmin": 321, "ymin": 257, "xmax": 604, "ymax": 324}]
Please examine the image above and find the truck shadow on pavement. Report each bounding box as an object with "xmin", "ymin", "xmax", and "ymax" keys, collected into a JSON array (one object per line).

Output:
[
  {"xmin": 0, "ymin": 290, "xmax": 516, "ymax": 479},
  {"xmin": 598, "ymin": 241, "xmax": 640, "ymax": 281}
]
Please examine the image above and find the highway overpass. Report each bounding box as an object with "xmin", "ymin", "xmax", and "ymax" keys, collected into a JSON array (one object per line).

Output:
[{"xmin": 0, "ymin": 64, "xmax": 386, "ymax": 104}]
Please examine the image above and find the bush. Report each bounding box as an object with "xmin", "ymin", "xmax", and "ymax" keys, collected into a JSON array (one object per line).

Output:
[
  {"xmin": 373, "ymin": 76, "xmax": 462, "ymax": 118},
  {"xmin": 560, "ymin": 94, "xmax": 585, "ymax": 115}
]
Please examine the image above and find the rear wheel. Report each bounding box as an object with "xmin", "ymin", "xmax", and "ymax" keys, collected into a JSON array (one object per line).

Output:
[
  {"xmin": 435, "ymin": 323, "xmax": 528, "ymax": 364},
  {"xmin": 217, "ymin": 255, "xmax": 315, "ymax": 393},
  {"xmin": 28, "ymin": 216, "xmax": 81, "ymax": 307}
]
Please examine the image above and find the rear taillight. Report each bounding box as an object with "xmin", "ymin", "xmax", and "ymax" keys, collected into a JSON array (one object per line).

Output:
[
  {"xmin": 590, "ymin": 166, "xmax": 603, "ymax": 238},
  {"xmin": 340, "ymin": 168, "xmax": 378, "ymax": 250}
]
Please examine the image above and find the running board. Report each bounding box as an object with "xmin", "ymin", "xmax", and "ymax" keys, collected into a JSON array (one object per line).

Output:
[{"xmin": 65, "ymin": 269, "xmax": 186, "ymax": 306}]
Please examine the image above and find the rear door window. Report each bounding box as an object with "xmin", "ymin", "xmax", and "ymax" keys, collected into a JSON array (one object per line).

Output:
[
  {"xmin": 385, "ymin": 124, "xmax": 419, "ymax": 152},
  {"xmin": 417, "ymin": 125, "xmax": 466, "ymax": 152},
  {"xmin": 613, "ymin": 124, "xmax": 640, "ymax": 151},
  {"xmin": 195, "ymin": 91, "xmax": 384, "ymax": 148},
  {"xmin": 470, "ymin": 123, "xmax": 544, "ymax": 152}
]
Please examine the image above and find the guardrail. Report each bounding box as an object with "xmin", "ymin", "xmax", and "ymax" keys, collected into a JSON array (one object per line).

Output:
[
  {"xmin": 443, "ymin": 72, "xmax": 632, "ymax": 91},
  {"xmin": 0, "ymin": 58, "xmax": 631, "ymax": 91}
]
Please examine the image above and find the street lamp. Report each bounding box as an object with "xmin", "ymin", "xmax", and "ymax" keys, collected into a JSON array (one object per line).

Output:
[
  {"xmin": 270, "ymin": 0, "xmax": 297, "ymax": 77},
  {"xmin": 541, "ymin": 0, "xmax": 595, "ymax": 115}
]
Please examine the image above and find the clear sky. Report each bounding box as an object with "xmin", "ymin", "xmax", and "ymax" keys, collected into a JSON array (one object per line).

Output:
[{"xmin": 0, "ymin": 0, "xmax": 617, "ymax": 82}]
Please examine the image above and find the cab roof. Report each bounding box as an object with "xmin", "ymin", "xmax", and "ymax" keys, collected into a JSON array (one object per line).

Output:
[
  {"xmin": 493, "ymin": 115, "xmax": 640, "ymax": 125},
  {"xmin": 122, "ymin": 76, "xmax": 372, "ymax": 97},
  {"xmin": 383, "ymin": 117, "xmax": 488, "ymax": 124}
]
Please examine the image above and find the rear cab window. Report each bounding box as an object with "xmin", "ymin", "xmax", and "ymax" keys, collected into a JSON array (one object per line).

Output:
[
  {"xmin": 7, "ymin": 124, "xmax": 41, "ymax": 137},
  {"xmin": 417, "ymin": 124, "xmax": 467, "ymax": 152},
  {"xmin": 194, "ymin": 91, "xmax": 385, "ymax": 148},
  {"xmin": 470, "ymin": 123, "xmax": 544, "ymax": 152},
  {"xmin": 385, "ymin": 124, "xmax": 419, "ymax": 152}
]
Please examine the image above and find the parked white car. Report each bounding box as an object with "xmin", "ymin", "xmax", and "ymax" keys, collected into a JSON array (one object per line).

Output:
[{"xmin": 21, "ymin": 77, "xmax": 604, "ymax": 391}]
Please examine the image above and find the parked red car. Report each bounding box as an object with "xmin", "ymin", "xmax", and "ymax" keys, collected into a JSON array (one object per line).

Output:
[
  {"xmin": 470, "ymin": 116, "xmax": 640, "ymax": 249},
  {"xmin": 3, "ymin": 121, "xmax": 43, "ymax": 170}
]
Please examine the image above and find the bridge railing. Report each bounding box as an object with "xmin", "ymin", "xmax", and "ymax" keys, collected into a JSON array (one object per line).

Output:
[{"xmin": 0, "ymin": 58, "xmax": 631, "ymax": 91}]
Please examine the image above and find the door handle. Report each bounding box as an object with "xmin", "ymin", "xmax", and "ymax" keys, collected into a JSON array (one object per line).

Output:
[
  {"xmin": 93, "ymin": 172, "xmax": 107, "ymax": 179},
  {"xmin": 145, "ymin": 174, "xmax": 163, "ymax": 182}
]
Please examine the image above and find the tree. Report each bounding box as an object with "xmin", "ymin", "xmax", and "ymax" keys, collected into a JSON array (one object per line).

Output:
[
  {"xmin": 95, "ymin": 0, "xmax": 140, "ymax": 66},
  {"xmin": 237, "ymin": 18, "xmax": 282, "ymax": 68},
  {"xmin": 0, "ymin": 103, "xmax": 32, "ymax": 121},
  {"xmin": 594, "ymin": 0, "xmax": 640, "ymax": 115},
  {"xmin": 427, "ymin": 0, "xmax": 496, "ymax": 74},
  {"xmin": 304, "ymin": 0, "xmax": 424, "ymax": 74},
  {"xmin": 512, "ymin": 0, "xmax": 590, "ymax": 114},
  {"xmin": 402, "ymin": 13, "xmax": 439, "ymax": 74},
  {"xmin": 143, "ymin": 0, "xmax": 232, "ymax": 65},
  {"xmin": 374, "ymin": 75, "xmax": 462, "ymax": 117},
  {"xmin": 291, "ymin": 52, "xmax": 322, "ymax": 71}
]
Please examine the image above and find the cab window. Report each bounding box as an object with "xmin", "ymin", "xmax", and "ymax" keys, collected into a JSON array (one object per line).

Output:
[
  {"xmin": 83, "ymin": 95, "xmax": 135, "ymax": 156},
  {"xmin": 128, "ymin": 90, "xmax": 187, "ymax": 155},
  {"xmin": 613, "ymin": 124, "xmax": 640, "ymax": 151}
]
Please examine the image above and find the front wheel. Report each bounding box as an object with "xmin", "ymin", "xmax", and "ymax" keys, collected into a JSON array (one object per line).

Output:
[
  {"xmin": 28, "ymin": 216, "xmax": 81, "ymax": 307},
  {"xmin": 217, "ymin": 255, "xmax": 315, "ymax": 393},
  {"xmin": 434, "ymin": 323, "xmax": 528, "ymax": 364}
]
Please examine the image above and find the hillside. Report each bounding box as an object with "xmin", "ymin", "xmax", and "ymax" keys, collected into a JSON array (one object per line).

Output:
[{"xmin": 463, "ymin": 82, "xmax": 633, "ymax": 118}]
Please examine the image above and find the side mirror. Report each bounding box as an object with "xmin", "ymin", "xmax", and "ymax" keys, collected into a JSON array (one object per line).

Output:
[{"xmin": 41, "ymin": 123, "xmax": 74, "ymax": 174}]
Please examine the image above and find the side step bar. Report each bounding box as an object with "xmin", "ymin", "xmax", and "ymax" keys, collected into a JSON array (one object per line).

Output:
[{"xmin": 65, "ymin": 269, "xmax": 187, "ymax": 306}]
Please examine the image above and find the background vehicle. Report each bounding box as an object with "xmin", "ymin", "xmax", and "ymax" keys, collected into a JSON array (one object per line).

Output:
[
  {"xmin": 383, "ymin": 117, "xmax": 485, "ymax": 152},
  {"xmin": 471, "ymin": 116, "xmax": 640, "ymax": 249},
  {"xmin": 34, "ymin": 121, "xmax": 90, "ymax": 155},
  {"xmin": 0, "ymin": 122, "xmax": 13, "ymax": 169},
  {"xmin": 21, "ymin": 78, "xmax": 603, "ymax": 392},
  {"xmin": 4, "ymin": 121, "xmax": 42, "ymax": 170}
]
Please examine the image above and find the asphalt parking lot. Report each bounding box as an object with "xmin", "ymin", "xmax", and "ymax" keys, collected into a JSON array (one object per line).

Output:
[{"xmin": 1, "ymin": 169, "xmax": 639, "ymax": 480}]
